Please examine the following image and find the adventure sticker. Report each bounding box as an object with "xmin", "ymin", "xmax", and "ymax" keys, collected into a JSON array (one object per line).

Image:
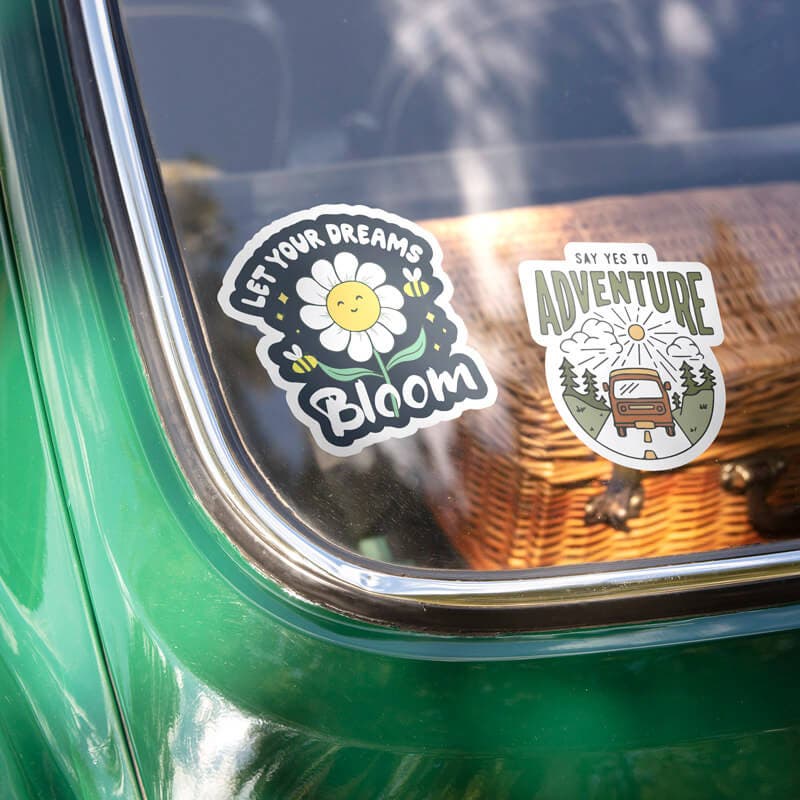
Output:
[
  {"xmin": 219, "ymin": 204, "xmax": 496, "ymax": 456},
  {"xmin": 519, "ymin": 242, "xmax": 725, "ymax": 471}
]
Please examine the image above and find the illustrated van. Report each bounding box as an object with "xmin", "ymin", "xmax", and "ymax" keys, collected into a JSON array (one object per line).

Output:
[{"xmin": 604, "ymin": 367, "xmax": 675, "ymax": 438}]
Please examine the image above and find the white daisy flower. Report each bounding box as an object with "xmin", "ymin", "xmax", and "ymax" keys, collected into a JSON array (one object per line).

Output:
[{"xmin": 296, "ymin": 252, "xmax": 407, "ymax": 362}]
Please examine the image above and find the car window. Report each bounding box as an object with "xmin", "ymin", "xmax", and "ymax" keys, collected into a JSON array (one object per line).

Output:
[{"xmin": 115, "ymin": 0, "xmax": 800, "ymax": 577}]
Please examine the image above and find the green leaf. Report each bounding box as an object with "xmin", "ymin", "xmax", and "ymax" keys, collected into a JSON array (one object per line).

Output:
[
  {"xmin": 386, "ymin": 327, "xmax": 427, "ymax": 371},
  {"xmin": 317, "ymin": 362, "xmax": 381, "ymax": 382}
]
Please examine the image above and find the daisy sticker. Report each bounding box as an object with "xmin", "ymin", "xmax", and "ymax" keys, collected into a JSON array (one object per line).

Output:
[{"xmin": 219, "ymin": 204, "xmax": 496, "ymax": 456}]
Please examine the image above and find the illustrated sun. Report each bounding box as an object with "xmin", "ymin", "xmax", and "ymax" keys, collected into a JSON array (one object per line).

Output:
[
  {"xmin": 628, "ymin": 323, "xmax": 645, "ymax": 341},
  {"xmin": 575, "ymin": 308, "xmax": 686, "ymax": 386},
  {"xmin": 607, "ymin": 307, "xmax": 681, "ymax": 381}
]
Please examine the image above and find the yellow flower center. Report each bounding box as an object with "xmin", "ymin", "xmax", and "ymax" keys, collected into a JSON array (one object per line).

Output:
[{"xmin": 326, "ymin": 281, "xmax": 380, "ymax": 332}]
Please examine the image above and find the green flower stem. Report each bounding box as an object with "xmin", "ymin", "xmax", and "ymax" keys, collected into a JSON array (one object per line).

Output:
[{"xmin": 373, "ymin": 349, "xmax": 399, "ymax": 417}]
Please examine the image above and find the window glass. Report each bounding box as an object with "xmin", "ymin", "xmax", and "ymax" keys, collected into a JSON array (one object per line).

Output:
[{"xmin": 121, "ymin": 0, "xmax": 800, "ymax": 570}]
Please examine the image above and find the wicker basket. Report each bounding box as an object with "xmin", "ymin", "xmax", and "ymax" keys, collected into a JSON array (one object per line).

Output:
[{"xmin": 420, "ymin": 183, "xmax": 800, "ymax": 569}]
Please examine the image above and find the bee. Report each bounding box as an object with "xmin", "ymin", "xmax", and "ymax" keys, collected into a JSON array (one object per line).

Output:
[
  {"xmin": 402, "ymin": 267, "xmax": 430, "ymax": 298},
  {"xmin": 284, "ymin": 344, "xmax": 318, "ymax": 374}
]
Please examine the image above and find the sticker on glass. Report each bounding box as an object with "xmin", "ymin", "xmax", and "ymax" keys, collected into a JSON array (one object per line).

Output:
[
  {"xmin": 519, "ymin": 242, "xmax": 725, "ymax": 471},
  {"xmin": 219, "ymin": 204, "xmax": 496, "ymax": 456}
]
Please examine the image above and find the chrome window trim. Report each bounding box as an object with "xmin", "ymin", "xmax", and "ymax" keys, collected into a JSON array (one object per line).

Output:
[{"xmin": 74, "ymin": 0, "xmax": 800, "ymax": 625}]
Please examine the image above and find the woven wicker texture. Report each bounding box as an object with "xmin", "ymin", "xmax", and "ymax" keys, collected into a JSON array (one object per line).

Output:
[{"xmin": 420, "ymin": 183, "xmax": 800, "ymax": 569}]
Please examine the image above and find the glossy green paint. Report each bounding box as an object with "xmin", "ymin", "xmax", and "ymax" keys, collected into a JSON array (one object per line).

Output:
[
  {"xmin": 0, "ymin": 110, "xmax": 139, "ymax": 800},
  {"xmin": 3, "ymin": 0, "xmax": 800, "ymax": 797}
]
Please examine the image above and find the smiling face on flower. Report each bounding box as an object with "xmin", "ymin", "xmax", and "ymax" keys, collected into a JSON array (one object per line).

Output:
[
  {"xmin": 297, "ymin": 252, "xmax": 406, "ymax": 362},
  {"xmin": 326, "ymin": 281, "xmax": 381, "ymax": 331}
]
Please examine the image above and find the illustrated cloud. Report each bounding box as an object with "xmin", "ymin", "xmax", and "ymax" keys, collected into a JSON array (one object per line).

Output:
[
  {"xmin": 666, "ymin": 336, "xmax": 702, "ymax": 363},
  {"xmin": 560, "ymin": 317, "xmax": 623, "ymax": 357}
]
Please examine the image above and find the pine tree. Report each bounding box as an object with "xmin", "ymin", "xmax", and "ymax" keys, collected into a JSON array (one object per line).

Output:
[
  {"xmin": 679, "ymin": 360, "xmax": 699, "ymax": 397},
  {"xmin": 583, "ymin": 369, "xmax": 599, "ymax": 401},
  {"xmin": 560, "ymin": 358, "xmax": 579, "ymax": 397},
  {"xmin": 672, "ymin": 391, "xmax": 681, "ymax": 411},
  {"xmin": 697, "ymin": 363, "xmax": 716, "ymax": 391}
]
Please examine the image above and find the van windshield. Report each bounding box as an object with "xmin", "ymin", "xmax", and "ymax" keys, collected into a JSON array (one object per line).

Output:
[{"xmin": 613, "ymin": 380, "xmax": 664, "ymax": 400}]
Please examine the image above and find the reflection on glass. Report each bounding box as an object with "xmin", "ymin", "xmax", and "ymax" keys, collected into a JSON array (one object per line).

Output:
[{"xmin": 121, "ymin": 0, "xmax": 800, "ymax": 570}]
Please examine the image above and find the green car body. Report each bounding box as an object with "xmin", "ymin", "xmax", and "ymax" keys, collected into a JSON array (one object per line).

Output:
[{"xmin": 1, "ymin": 0, "xmax": 800, "ymax": 797}]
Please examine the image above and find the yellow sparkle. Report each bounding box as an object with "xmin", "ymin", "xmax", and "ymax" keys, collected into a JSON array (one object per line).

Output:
[
  {"xmin": 433, "ymin": 343, "xmax": 440, "ymax": 351},
  {"xmin": 426, "ymin": 312, "xmax": 435, "ymax": 322},
  {"xmin": 276, "ymin": 312, "xmax": 284, "ymax": 321},
  {"xmin": 278, "ymin": 292, "xmax": 289, "ymax": 304}
]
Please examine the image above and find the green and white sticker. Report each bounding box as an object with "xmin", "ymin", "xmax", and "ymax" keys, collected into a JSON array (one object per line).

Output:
[{"xmin": 519, "ymin": 242, "xmax": 725, "ymax": 471}]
